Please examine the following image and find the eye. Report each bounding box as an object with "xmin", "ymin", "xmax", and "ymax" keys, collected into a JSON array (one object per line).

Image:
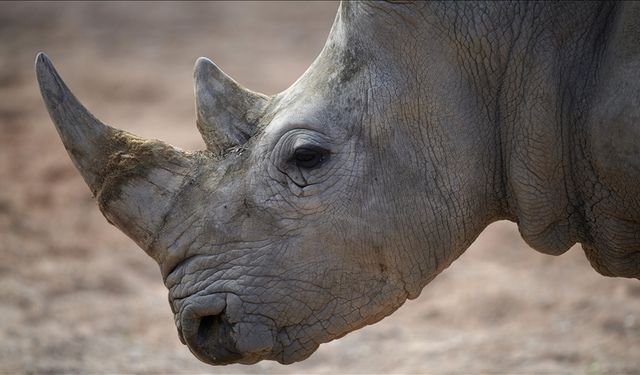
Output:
[{"xmin": 292, "ymin": 146, "xmax": 329, "ymax": 169}]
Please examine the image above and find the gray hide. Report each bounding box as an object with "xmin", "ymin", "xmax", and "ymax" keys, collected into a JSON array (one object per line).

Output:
[{"xmin": 37, "ymin": 1, "xmax": 640, "ymax": 366}]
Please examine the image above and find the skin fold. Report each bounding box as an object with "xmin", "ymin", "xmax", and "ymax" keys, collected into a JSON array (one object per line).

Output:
[{"xmin": 36, "ymin": 1, "xmax": 639, "ymax": 366}]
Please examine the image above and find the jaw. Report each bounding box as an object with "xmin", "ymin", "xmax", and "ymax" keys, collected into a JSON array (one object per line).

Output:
[
  {"xmin": 171, "ymin": 285, "xmax": 321, "ymax": 365},
  {"xmin": 168, "ymin": 266, "xmax": 413, "ymax": 365}
]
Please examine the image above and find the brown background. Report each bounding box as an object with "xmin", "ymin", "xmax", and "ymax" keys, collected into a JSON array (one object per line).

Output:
[{"xmin": 0, "ymin": 2, "xmax": 638, "ymax": 373}]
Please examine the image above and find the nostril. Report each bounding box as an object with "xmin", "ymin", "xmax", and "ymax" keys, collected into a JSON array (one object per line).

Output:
[
  {"xmin": 180, "ymin": 295, "xmax": 244, "ymax": 365},
  {"xmin": 194, "ymin": 311, "xmax": 243, "ymax": 364},
  {"xmin": 179, "ymin": 294, "xmax": 275, "ymax": 365},
  {"xmin": 197, "ymin": 312, "xmax": 228, "ymax": 345},
  {"xmin": 197, "ymin": 314, "xmax": 220, "ymax": 344}
]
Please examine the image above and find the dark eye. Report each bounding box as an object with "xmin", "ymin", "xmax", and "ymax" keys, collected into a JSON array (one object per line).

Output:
[{"xmin": 292, "ymin": 147, "xmax": 329, "ymax": 169}]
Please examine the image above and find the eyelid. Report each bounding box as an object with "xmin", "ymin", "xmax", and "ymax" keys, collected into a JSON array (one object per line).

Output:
[
  {"xmin": 292, "ymin": 135, "xmax": 329, "ymax": 150},
  {"xmin": 293, "ymin": 144, "xmax": 330, "ymax": 153},
  {"xmin": 265, "ymin": 121, "xmax": 329, "ymax": 143}
]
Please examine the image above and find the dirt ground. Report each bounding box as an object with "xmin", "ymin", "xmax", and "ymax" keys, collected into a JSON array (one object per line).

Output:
[{"xmin": 0, "ymin": 2, "xmax": 638, "ymax": 373}]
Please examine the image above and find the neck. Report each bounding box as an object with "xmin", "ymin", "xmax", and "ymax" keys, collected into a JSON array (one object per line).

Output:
[
  {"xmin": 495, "ymin": 2, "xmax": 640, "ymax": 278},
  {"xmin": 345, "ymin": 2, "xmax": 639, "ymax": 278},
  {"xmin": 493, "ymin": 3, "xmax": 616, "ymax": 255},
  {"xmin": 409, "ymin": 1, "xmax": 638, "ymax": 277}
]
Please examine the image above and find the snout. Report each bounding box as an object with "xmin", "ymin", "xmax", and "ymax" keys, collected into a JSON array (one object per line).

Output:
[{"xmin": 178, "ymin": 294, "xmax": 275, "ymax": 365}]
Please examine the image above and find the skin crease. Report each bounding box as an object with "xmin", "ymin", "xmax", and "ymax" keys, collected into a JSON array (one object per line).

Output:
[{"xmin": 37, "ymin": 1, "xmax": 639, "ymax": 366}]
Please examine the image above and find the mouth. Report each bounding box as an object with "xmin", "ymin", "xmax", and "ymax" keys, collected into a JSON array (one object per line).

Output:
[{"xmin": 178, "ymin": 293, "xmax": 276, "ymax": 365}]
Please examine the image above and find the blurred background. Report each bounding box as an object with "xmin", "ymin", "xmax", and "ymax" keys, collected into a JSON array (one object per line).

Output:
[{"xmin": 0, "ymin": 2, "xmax": 638, "ymax": 373}]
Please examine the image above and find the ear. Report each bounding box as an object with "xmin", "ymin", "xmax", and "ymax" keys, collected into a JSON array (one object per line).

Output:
[{"xmin": 194, "ymin": 57, "xmax": 269, "ymax": 154}]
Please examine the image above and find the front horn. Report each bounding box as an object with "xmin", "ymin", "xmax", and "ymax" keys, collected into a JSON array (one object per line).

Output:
[{"xmin": 36, "ymin": 53, "xmax": 192, "ymax": 261}]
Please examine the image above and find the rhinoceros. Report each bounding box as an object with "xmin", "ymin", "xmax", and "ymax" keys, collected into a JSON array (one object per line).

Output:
[{"xmin": 36, "ymin": 0, "xmax": 639, "ymax": 366}]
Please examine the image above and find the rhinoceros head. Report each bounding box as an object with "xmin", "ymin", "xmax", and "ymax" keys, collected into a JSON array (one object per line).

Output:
[{"xmin": 37, "ymin": 3, "xmax": 496, "ymax": 365}]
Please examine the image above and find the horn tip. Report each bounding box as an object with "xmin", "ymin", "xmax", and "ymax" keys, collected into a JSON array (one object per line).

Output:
[
  {"xmin": 35, "ymin": 52, "xmax": 54, "ymax": 79},
  {"xmin": 194, "ymin": 57, "xmax": 210, "ymax": 77},
  {"xmin": 195, "ymin": 56, "xmax": 214, "ymax": 67},
  {"xmin": 194, "ymin": 56, "xmax": 223, "ymax": 81},
  {"xmin": 35, "ymin": 51, "xmax": 50, "ymax": 66},
  {"xmin": 35, "ymin": 52, "xmax": 64, "ymax": 106}
]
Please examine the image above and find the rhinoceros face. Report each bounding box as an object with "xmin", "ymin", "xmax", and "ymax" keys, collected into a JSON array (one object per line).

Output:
[
  {"xmin": 157, "ymin": 57, "xmax": 412, "ymax": 364},
  {"xmin": 36, "ymin": 24, "xmax": 410, "ymax": 367},
  {"xmin": 37, "ymin": 2, "xmax": 494, "ymax": 366}
]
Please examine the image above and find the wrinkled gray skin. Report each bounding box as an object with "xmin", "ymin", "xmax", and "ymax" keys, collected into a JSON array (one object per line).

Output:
[{"xmin": 37, "ymin": 1, "xmax": 640, "ymax": 366}]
